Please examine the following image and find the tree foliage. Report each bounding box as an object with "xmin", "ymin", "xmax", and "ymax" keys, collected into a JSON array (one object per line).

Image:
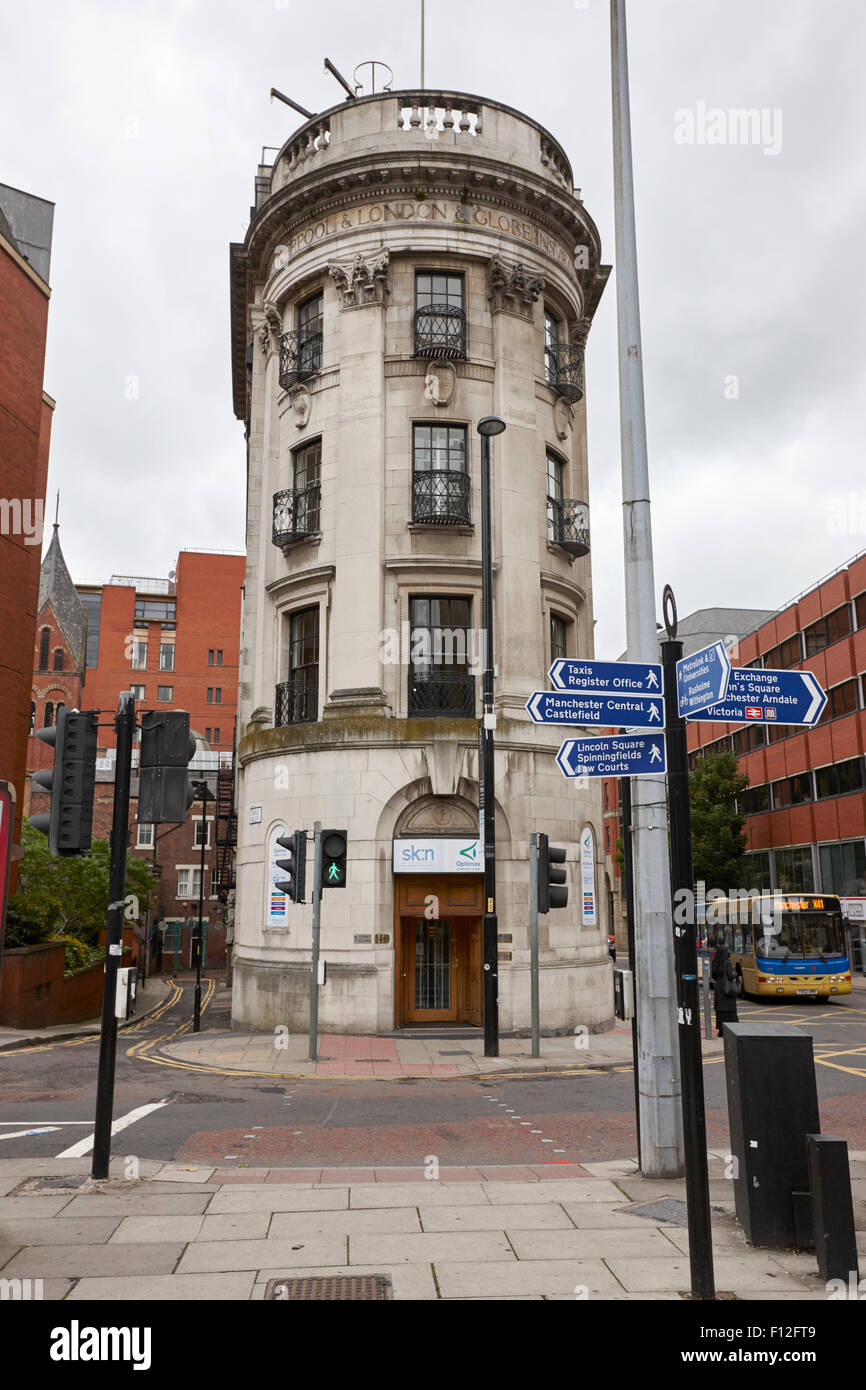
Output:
[
  {"xmin": 5, "ymin": 821, "xmax": 154, "ymax": 967},
  {"xmin": 689, "ymin": 749, "xmax": 750, "ymax": 890}
]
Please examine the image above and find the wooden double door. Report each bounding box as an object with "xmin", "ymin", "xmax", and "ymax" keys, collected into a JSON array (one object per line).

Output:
[{"xmin": 395, "ymin": 874, "xmax": 483, "ymax": 1026}]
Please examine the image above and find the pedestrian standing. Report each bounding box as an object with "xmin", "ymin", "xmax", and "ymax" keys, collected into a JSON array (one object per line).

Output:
[{"xmin": 711, "ymin": 944, "xmax": 739, "ymax": 1038}]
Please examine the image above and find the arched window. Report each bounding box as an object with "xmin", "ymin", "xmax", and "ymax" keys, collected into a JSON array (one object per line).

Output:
[
  {"xmin": 39, "ymin": 628, "xmax": 50, "ymax": 670},
  {"xmin": 44, "ymin": 701, "xmax": 54, "ymax": 727},
  {"xmin": 53, "ymin": 648, "xmax": 64, "ymax": 671}
]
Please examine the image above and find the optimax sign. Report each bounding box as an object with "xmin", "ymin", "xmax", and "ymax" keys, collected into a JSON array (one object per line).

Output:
[{"xmin": 393, "ymin": 838, "xmax": 483, "ymax": 874}]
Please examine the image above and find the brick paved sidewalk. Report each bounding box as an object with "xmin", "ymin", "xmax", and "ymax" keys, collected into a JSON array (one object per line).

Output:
[{"xmin": 1, "ymin": 1154, "xmax": 863, "ymax": 1301}]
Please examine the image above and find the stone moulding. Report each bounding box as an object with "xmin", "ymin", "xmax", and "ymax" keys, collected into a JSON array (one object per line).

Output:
[
  {"xmin": 327, "ymin": 249, "xmax": 391, "ymax": 308},
  {"xmin": 487, "ymin": 254, "xmax": 545, "ymax": 319}
]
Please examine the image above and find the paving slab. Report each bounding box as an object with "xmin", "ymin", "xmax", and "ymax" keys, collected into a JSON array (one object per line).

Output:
[
  {"xmin": 107, "ymin": 1215, "xmax": 206, "ymax": 1244},
  {"xmin": 604, "ymin": 1255, "xmax": 816, "ymax": 1293},
  {"xmin": 483, "ymin": 1180, "xmax": 624, "ymax": 1205},
  {"xmin": 254, "ymin": 1261, "xmax": 438, "ymax": 1301},
  {"xmin": 0, "ymin": 1196, "xmax": 75, "ymax": 1219},
  {"xmin": 560, "ymin": 1204, "xmax": 682, "ymax": 1231},
  {"xmin": 268, "ymin": 1208, "xmax": 422, "ymax": 1239},
  {"xmin": 197, "ymin": 1213, "xmax": 272, "ymax": 1241},
  {"xmin": 206, "ymin": 1187, "xmax": 349, "ymax": 1214},
  {"xmin": 62, "ymin": 1193, "xmax": 213, "ymax": 1218},
  {"xmin": 349, "ymin": 1231, "xmax": 515, "ymax": 1265},
  {"xmin": 0, "ymin": 1217, "xmax": 121, "ymax": 1246},
  {"xmin": 0, "ymin": 1244, "xmax": 21, "ymax": 1269},
  {"xmin": 67, "ymin": 1272, "xmax": 257, "ymax": 1301},
  {"xmin": 176, "ymin": 1236, "xmax": 348, "ymax": 1274},
  {"xmin": 348, "ymin": 1183, "xmax": 489, "ymax": 1208},
  {"xmin": 433, "ymin": 1258, "xmax": 625, "ymax": 1299},
  {"xmin": 151, "ymin": 1165, "xmax": 216, "ymax": 1184},
  {"xmin": 510, "ymin": 1228, "xmax": 682, "ymax": 1260},
  {"xmin": 419, "ymin": 1203, "xmax": 574, "ymax": 1232},
  {"xmin": 3, "ymin": 1241, "xmax": 186, "ymax": 1280}
]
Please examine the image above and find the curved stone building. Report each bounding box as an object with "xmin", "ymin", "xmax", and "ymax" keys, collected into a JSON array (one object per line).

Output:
[{"xmin": 229, "ymin": 88, "xmax": 612, "ymax": 1035}]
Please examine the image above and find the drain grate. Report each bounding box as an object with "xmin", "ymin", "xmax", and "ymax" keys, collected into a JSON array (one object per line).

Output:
[
  {"xmin": 265, "ymin": 1275, "xmax": 393, "ymax": 1301},
  {"xmin": 619, "ymin": 1197, "xmax": 727, "ymax": 1226}
]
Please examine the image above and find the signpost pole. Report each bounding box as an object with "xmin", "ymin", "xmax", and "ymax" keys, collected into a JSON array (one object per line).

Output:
[
  {"xmin": 661, "ymin": 589, "xmax": 715, "ymax": 1301},
  {"xmin": 618, "ymin": 768, "xmax": 641, "ymax": 1171},
  {"xmin": 529, "ymin": 833, "xmax": 540, "ymax": 1059},
  {"xmin": 308, "ymin": 823, "xmax": 322, "ymax": 1063}
]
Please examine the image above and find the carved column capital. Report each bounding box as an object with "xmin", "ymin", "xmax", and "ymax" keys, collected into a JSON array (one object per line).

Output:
[
  {"xmin": 328, "ymin": 249, "xmax": 391, "ymax": 308},
  {"xmin": 487, "ymin": 255, "xmax": 545, "ymax": 319}
]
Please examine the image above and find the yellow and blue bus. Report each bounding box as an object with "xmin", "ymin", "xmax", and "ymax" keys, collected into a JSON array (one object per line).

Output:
[{"xmin": 704, "ymin": 893, "xmax": 852, "ymax": 999}]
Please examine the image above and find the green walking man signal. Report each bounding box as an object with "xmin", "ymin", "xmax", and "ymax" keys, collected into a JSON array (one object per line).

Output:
[{"xmin": 321, "ymin": 829, "xmax": 347, "ymax": 889}]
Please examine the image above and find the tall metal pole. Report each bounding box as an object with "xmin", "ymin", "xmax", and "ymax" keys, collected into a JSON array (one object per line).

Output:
[
  {"xmin": 480, "ymin": 426, "xmax": 499, "ymax": 1056},
  {"xmin": 193, "ymin": 783, "xmax": 207, "ymax": 1033},
  {"xmin": 91, "ymin": 692, "xmax": 135, "ymax": 1180},
  {"xmin": 309, "ymin": 823, "xmax": 322, "ymax": 1062},
  {"xmin": 529, "ymin": 833, "xmax": 540, "ymax": 1058},
  {"xmin": 420, "ymin": 0, "xmax": 425, "ymax": 87},
  {"xmin": 610, "ymin": 0, "xmax": 682, "ymax": 1176},
  {"xmin": 661, "ymin": 606, "xmax": 715, "ymax": 1300},
  {"xmin": 618, "ymin": 770, "xmax": 641, "ymax": 1171}
]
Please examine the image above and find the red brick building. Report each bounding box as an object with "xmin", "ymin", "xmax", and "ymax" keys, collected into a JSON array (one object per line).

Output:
[
  {"xmin": 0, "ymin": 183, "xmax": 54, "ymax": 894},
  {"xmin": 26, "ymin": 547, "xmax": 244, "ymax": 970}
]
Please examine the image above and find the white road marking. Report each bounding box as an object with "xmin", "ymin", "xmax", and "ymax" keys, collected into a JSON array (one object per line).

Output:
[
  {"xmin": 0, "ymin": 1127, "xmax": 61, "ymax": 1141},
  {"xmin": 56, "ymin": 1099, "xmax": 173, "ymax": 1158}
]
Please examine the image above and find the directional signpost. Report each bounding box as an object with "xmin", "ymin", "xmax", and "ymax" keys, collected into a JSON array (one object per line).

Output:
[
  {"xmin": 557, "ymin": 733, "xmax": 667, "ymax": 779},
  {"xmin": 676, "ymin": 642, "xmax": 732, "ymax": 718},
  {"xmin": 526, "ymin": 690, "xmax": 664, "ymax": 729},
  {"xmin": 549, "ymin": 658, "xmax": 662, "ymax": 696},
  {"xmin": 686, "ymin": 667, "xmax": 827, "ymax": 726}
]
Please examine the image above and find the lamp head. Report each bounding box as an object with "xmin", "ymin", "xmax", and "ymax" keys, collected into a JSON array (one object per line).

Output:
[{"xmin": 477, "ymin": 416, "xmax": 507, "ymax": 438}]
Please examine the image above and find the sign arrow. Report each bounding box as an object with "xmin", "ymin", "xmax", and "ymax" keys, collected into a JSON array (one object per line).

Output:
[
  {"xmin": 548, "ymin": 658, "xmax": 663, "ymax": 696},
  {"xmin": 687, "ymin": 667, "xmax": 827, "ymax": 726},
  {"xmin": 527, "ymin": 690, "xmax": 664, "ymax": 729},
  {"xmin": 557, "ymin": 733, "xmax": 667, "ymax": 778},
  {"xmin": 676, "ymin": 641, "xmax": 732, "ymax": 717}
]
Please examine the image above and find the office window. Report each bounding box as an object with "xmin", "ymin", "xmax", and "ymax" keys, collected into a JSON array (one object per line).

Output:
[
  {"xmin": 804, "ymin": 605, "xmax": 852, "ymax": 657},
  {"xmin": 53, "ymin": 648, "xmax": 64, "ymax": 671},
  {"xmin": 135, "ymin": 599, "xmax": 176, "ymax": 623},
  {"xmin": 408, "ymin": 596, "xmax": 474, "ymax": 717},
  {"xmin": 131, "ymin": 640, "xmax": 147, "ymax": 670},
  {"xmin": 297, "ymin": 291, "xmax": 323, "ymax": 374},
  {"xmin": 39, "ymin": 628, "xmax": 50, "ymax": 670},
  {"xmin": 194, "ymin": 819, "xmax": 211, "ymax": 849},
  {"xmin": 821, "ymin": 679, "xmax": 859, "ymax": 722},
  {"xmin": 77, "ymin": 591, "xmax": 102, "ymax": 666},
  {"xmin": 136, "ymin": 823, "xmax": 154, "ymax": 849},
  {"xmin": 157, "ymin": 685, "xmax": 173, "ymax": 702},
  {"xmin": 766, "ymin": 722, "xmax": 789, "ymax": 745},
  {"xmin": 774, "ymin": 846, "xmax": 815, "ymax": 893},
  {"xmin": 292, "ymin": 438, "xmax": 322, "ymax": 533},
  {"xmin": 764, "ymin": 635, "xmax": 802, "ymax": 669},
  {"xmin": 546, "ymin": 453, "xmax": 565, "ymax": 543},
  {"xmin": 741, "ymin": 784, "xmax": 770, "ymax": 815},
  {"xmin": 815, "ymin": 758, "xmax": 864, "ymax": 799},
  {"xmin": 732, "ymin": 725, "xmax": 765, "ymax": 755},
  {"xmin": 159, "ymin": 643, "xmax": 174, "ymax": 671},
  {"xmin": 772, "ymin": 773, "xmax": 813, "ymax": 808},
  {"xmin": 275, "ymin": 607, "xmax": 320, "ymax": 725},
  {"xmin": 550, "ymin": 613, "xmax": 568, "ymax": 664},
  {"xmin": 744, "ymin": 851, "xmax": 772, "ymax": 892},
  {"xmin": 856, "ymin": 593, "xmax": 866, "ymax": 629},
  {"xmin": 544, "ymin": 308, "xmax": 561, "ymax": 386},
  {"xmin": 818, "ymin": 839, "xmax": 866, "ymax": 896}
]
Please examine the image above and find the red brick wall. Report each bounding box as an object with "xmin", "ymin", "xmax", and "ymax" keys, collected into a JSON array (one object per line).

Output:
[
  {"xmin": 0, "ymin": 237, "xmax": 52, "ymax": 880},
  {"xmin": 0, "ymin": 940, "xmax": 132, "ymax": 1028}
]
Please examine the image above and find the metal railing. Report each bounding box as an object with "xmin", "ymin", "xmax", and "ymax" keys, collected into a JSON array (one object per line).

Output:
[
  {"xmin": 414, "ymin": 304, "xmax": 466, "ymax": 359},
  {"xmin": 275, "ymin": 678, "xmax": 318, "ymax": 726},
  {"xmin": 546, "ymin": 343, "xmax": 584, "ymax": 403},
  {"xmin": 411, "ymin": 470, "xmax": 470, "ymax": 526},
  {"xmin": 548, "ymin": 498, "xmax": 590, "ymax": 557},
  {"xmin": 279, "ymin": 328, "xmax": 323, "ymax": 390},
  {"xmin": 272, "ymin": 486, "xmax": 321, "ymax": 547},
  {"xmin": 408, "ymin": 670, "xmax": 475, "ymax": 718}
]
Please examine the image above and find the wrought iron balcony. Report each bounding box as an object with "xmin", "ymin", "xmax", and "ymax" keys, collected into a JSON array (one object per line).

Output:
[
  {"xmin": 272, "ymin": 487, "xmax": 321, "ymax": 548},
  {"xmin": 414, "ymin": 304, "xmax": 466, "ymax": 360},
  {"xmin": 279, "ymin": 328, "xmax": 323, "ymax": 390},
  {"xmin": 548, "ymin": 499, "xmax": 590, "ymax": 557},
  {"xmin": 408, "ymin": 670, "xmax": 475, "ymax": 718},
  {"xmin": 546, "ymin": 343, "xmax": 584, "ymax": 403},
  {"xmin": 411, "ymin": 470, "xmax": 471, "ymax": 526},
  {"xmin": 275, "ymin": 678, "xmax": 318, "ymax": 726}
]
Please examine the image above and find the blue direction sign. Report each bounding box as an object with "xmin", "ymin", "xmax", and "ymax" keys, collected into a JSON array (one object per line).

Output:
[
  {"xmin": 527, "ymin": 690, "xmax": 664, "ymax": 729},
  {"xmin": 548, "ymin": 658, "xmax": 663, "ymax": 696},
  {"xmin": 687, "ymin": 668, "xmax": 827, "ymax": 726},
  {"xmin": 676, "ymin": 642, "xmax": 732, "ymax": 717},
  {"xmin": 557, "ymin": 734, "xmax": 667, "ymax": 779}
]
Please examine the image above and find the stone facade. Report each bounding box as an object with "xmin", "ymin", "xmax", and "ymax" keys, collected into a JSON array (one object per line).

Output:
[{"xmin": 229, "ymin": 89, "xmax": 613, "ymax": 1035}]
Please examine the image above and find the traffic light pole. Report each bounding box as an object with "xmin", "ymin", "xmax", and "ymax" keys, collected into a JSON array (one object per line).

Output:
[
  {"xmin": 193, "ymin": 783, "xmax": 207, "ymax": 1032},
  {"xmin": 480, "ymin": 425, "xmax": 499, "ymax": 1057},
  {"xmin": 92, "ymin": 692, "xmax": 135, "ymax": 1181},
  {"xmin": 529, "ymin": 833, "xmax": 540, "ymax": 1058},
  {"xmin": 661, "ymin": 589, "xmax": 715, "ymax": 1302},
  {"xmin": 308, "ymin": 823, "xmax": 322, "ymax": 1062}
]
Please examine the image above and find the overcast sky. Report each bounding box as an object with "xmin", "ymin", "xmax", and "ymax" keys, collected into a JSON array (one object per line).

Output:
[{"xmin": 3, "ymin": 0, "xmax": 865, "ymax": 659}]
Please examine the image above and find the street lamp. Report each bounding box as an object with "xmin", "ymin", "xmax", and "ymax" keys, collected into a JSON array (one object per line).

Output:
[
  {"xmin": 192, "ymin": 780, "xmax": 215, "ymax": 1032},
  {"xmin": 477, "ymin": 415, "xmax": 506, "ymax": 1056}
]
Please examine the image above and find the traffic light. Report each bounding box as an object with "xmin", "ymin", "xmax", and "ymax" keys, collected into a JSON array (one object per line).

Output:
[
  {"xmin": 138, "ymin": 711, "xmax": 197, "ymax": 823},
  {"xmin": 275, "ymin": 829, "xmax": 307, "ymax": 903},
  {"xmin": 321, "ymin": 829, "xmax": 347, "ymax": 888},
  {"xmin": 31, "ymin": 708, "xmax": 99, "ymax": 855},
  {"xmin": 537, "ymin": 833, "xmax": 568, "ymax": 913}
]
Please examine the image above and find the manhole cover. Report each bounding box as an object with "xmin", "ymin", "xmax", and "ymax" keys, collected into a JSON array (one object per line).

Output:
[
  {"xmin": 264, "ymin": 1275, "xmax": 393, "ymax": 1301},
  {"xmin": 619, "ymin": 1198, "xmax": 727, "ymax": 1226}
]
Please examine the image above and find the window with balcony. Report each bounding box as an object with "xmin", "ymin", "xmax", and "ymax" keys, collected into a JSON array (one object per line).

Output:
[
  {"xmin": 804, "ymin": 604, "xmax": 852, "ymax": 657},
  {"xmin": 408, "ymin": 596, "xmax": 475, "ymax": 717},
  {"xmin": 414, "ymin": 272, "xmax": 466, "ymax": 358},
  {"xmin": 160, "ymin": 643, "xmax": 175, "ymax": 671},
  {"xmin": 276, "ymin": 606, "xmax": 319, "ymax": 725},
  {"xmin": 545, "ymin": 452, "xmax": 590, "ymax": 558},
  {"xmin": 273, "ymin": 440, "xmax": 322, "ymax": 547},
  {"xmin": 279, "ymin": 292, "xmax": 323, "ymax": 390},
  {"xmin": 543, "ymin": 306, "xmax": 583, "ymax": 401},
  {"xmin": 411, "ymin": 424, "xmax": 469, "ymax": 525}
]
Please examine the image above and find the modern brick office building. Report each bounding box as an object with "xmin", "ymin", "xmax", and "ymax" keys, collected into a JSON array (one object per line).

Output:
[
  {"xmin": 230, "ymin": 87, "xmax": 613, "ymax": 1034},
  {"xmin": 26, "ymin": 544, "xmax": 244, "ymax": 966},
  {"xmin": 0, "ymin": 182, "xmax": 54, "ymax": 889}
]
